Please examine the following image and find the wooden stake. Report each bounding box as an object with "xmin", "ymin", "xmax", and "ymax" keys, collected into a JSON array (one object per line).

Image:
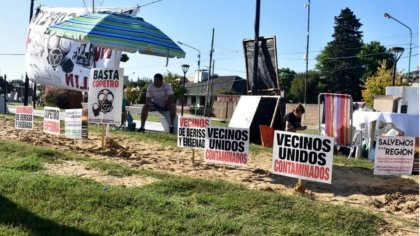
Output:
[
  {"xmin": 223, "ymin": 164, "xmax": 226, "ymax": 176},
  {"xmin": 101, "ymin": 124, "xmax": 105, "ymax": 148},
  {"xmin": 191, "ymin": 149, "xmax": 195, "ymax": 165}
]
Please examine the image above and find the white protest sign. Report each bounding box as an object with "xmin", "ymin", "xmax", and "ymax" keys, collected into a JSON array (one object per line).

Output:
[
  {"xmin": 177, "ymin": 117, "xmax": 211, "ymax": 149},
  {"xmin": 25, "ymin": 7, "xmax": 138, "ymax": 91},
  {"xmin": 43, "ymin": 107, "xmax": 60, "ymax": 135},
  {"xmin": 65, "ymin": 109, "xmax": 82, "ymax": 139},
  {"xmin": 88, "ymin": 68, "xmax": 123, "ymax": 124},
  {"xmin": 15, "ymin": 106, "xmax": 33, "ymax": 130},
  {"xmin": 229, "ymin": 96, "xmax": 261, "ymax": 128},
  {"xmin": 272, "ymin": 131, "xmax": 334, "ymax": 184},
  {"xmin": 374, "ymin": 136, "xmax": 415, "ymax": 175},
  {"xmin": 205, "ymin": 127, "xmax": 250, "ymax": 167}
]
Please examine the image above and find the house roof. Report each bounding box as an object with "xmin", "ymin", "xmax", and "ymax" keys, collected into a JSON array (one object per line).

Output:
[{"xmin": 185, "ymin": 75, "xmax": 246, "ymax": 96}]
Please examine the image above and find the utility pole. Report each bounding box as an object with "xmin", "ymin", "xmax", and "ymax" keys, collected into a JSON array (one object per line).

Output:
[
  {"xmin": 252, "ymin": 0, "xmax": 261, "ymax": 95},
  {"xmin": 24, "ymin": 0, "xmax": 35, "ymax": 106},
  {"xmin": 304, "ymin": 0, "xmax": 311, "ymax": 106},
  {"xmin": 204, "ymin": 28, "xmax": 215, "ymax": 117},
  {"xmin": 3, "ymin": 74, "xmax": 7, "ymax": 114}
]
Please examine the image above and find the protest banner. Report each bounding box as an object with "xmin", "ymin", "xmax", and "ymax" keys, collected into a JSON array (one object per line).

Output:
[
  {"xmin": 272, "ymin": 131, "xmax": 334, "ymax": 184},
  {"xmin": 88, "ymin": 68, "xmax": 123, "ymax": 125},
  {"xmin": 25, "ymin": 6, "xmax": 138, "ymax": 91},
  {"xmin": 43, "ymin": 107, "xmax": 60, "ymax": 135},
  {"xmin": 15, "ymin": 106, "xmax": 33, "ymax": 130},
  {"xmin": 205, "ymin": 127, "xmax": 250, "ymax": 167},
  {"xmin": 177, "ymin": 117, "xmax": 211, "ymax": 149},
  {"xmin": 374, "ymin": 136, "xmax": 415, "ymax": 175},
  {"xmin": 65, "ymin": 109, "xmax": 82, "ymax": 139}
]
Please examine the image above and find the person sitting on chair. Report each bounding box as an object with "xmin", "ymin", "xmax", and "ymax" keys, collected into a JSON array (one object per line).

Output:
[
  {"xmin": 282, "ymin": 104, "xmax": 307, "ymax": 132},
  {"xmin": 138, "ymin": 73, "xmax": 177, "ymax": 133}
]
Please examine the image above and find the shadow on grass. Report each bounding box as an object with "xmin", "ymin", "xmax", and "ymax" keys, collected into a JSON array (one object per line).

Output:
[{"xmin": 0, "ymin": 195, "xmax": 96, "ymax": 236}]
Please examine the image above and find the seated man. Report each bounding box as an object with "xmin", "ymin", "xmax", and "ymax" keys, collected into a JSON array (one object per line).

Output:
[{"xmin": 138, "ymin": 73, "xmax": 177, "ymax": 133}]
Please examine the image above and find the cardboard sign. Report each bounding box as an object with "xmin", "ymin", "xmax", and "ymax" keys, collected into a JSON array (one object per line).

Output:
[
  {"xmin": 177, "ymin": 117, "xmax": 211, "ymax": 149},
  {"xmin": 15, "ymin": 106, "xmax": 33, "ymax": 130},
  {"xmin": 65, "ymin": 109, "xmax": 82, "ymax": 139},
  {"xmin": 374, "ymin": 136, "xmax": 415, "ymax": 175},
  {"xmin": 205, "ymin": 127, "xmax": 250, "ymax": 167},
  {"xmin": 272, "ymin": 131, "xmax": 334, "ymax": 184},
  {"xmin": 88, "ymin": 68, "xmax": 123, "ymax": 124},
  {"xmin": 43, "ymin": 107, "xmax": 60, "ymax": 135}
]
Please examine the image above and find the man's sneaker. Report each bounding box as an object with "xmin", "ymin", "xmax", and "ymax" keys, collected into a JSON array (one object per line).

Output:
[
  {"xmin": 169, "ymin": 126, "xmax": 174, "ymax": 134},
  {"xmin": 137, "ymin": 127, "xmax": 145, "ymax": 132}
]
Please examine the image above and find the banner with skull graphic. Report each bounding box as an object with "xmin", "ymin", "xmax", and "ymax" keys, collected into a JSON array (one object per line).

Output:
[
  {"xmin": 25, "ymin": 6, "xmax": 138, "ymax": 91},
  {"xmin": 88, "ymin": 68, "xmax": 123, "ymax": 125}
]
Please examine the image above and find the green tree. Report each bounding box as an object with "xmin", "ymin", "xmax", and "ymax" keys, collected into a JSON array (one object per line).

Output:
[
  {"xmin": 316, "ymin": 8, "xmax": 364, "ymax": 100},
  {"xmin": 289, "ymin": 70, "xmax": 324, "ymax": 103},
  {"xmin": 163, "ymin": 71, "xmax": 186, "ymax": 102},
  {"xmin": 278, "ymin": 68, "xmax": 296, "ymax": 101},
  {"xmin": 362, "ymin": 60, "xmax": 402, "ymax": 107},
  {"xmin": 358, "ymin": 41, "xmax": 394, "ymax": 81}
]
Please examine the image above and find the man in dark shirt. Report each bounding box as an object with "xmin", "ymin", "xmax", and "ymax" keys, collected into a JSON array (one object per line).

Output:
[{"xmin": 282, "ymin": 104, "xmax": 307, "ymax": 132}]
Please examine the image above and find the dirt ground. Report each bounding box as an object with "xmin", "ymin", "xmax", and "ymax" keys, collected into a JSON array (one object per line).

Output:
[{"xmin": 1, "ymin": 118, "xmax": 418, "ymax": 235}]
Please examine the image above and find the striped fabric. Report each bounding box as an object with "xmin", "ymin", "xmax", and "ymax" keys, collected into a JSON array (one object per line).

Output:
[
  {"xmin": 323, "ymin": 93, "xmax": 352, "ymax": 146},
  {"xmin": 45, "ymin": 13, "xmax": 185, "ymax": 58}
]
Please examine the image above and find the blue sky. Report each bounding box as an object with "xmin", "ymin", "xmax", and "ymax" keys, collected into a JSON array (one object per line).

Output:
[{"xmin": 0, "ymin": 0, "xmax": 418, "ymax": 81}]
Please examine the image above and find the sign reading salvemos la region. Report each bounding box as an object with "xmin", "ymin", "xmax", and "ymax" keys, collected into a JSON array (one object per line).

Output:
[
  {"xmin": 15, "ymin": 106, "xmax": 33, "ymax": 130},
  {"xmin": 272, "ymin": 131, "xmax": 334, "ymax": 184},
  {"xmin": 88, "ymin": 68, "xmax": 123, "ymax": 125},
  {"xmin": 65, "ymin": 109, "xmax": 82, "ymax": 139},
  {"xmin": 204, "ymin": 127, "xmax": 250, "ymax": 167},
  {"xmin": 374, "ymin": 136, "xmax": 415, "ymax": 175},
  {"xmin": 178, "ymin": 117, "xmax": 211, "ymax": 149},
  {"xmin": 43, "ymin": 107, "xmax": 60, "ymax": 135}
]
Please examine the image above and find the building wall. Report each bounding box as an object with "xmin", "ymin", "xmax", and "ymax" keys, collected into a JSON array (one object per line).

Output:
[{"xmin": 285, "ymin": 103, "xmax": 320, "ymax": 129}]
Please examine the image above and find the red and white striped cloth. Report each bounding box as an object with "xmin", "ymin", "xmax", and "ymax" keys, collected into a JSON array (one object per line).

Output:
[{"xmin": 323, "ymin": 93, "xmax": 352, "ymax": 146}]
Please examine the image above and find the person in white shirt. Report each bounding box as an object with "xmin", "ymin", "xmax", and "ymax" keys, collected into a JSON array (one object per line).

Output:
[{"xmin": 138, "ymin": 73, "xmax": 177, "ymax": 133}]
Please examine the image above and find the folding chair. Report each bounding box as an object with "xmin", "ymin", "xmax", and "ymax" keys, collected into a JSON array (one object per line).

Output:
[{"xmin": 318, "ymin": 93, "xmax": 360, "ymax": 158}]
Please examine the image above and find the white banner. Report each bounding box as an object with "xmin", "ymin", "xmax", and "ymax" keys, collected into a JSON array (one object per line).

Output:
[
  {"xmin": 43, "ymin": 106, "xmax": 60, "ymax": 135},
  {"xmin": 65, "ymin": 109, "xmax": 82, "ymax": 139},
  {"xmin": 204, "ymin": 127, "xmax": 250, "ymax": 167},
  {"xmin": 272, "ymin": 131, "xmax": 334, "ymax": 184},
  {"xmin": 15, "ymin": 106, "xmax": 33, "ymax": 130},
  {"xmin": 88, "ymin": 68, "xmax": 123, "ymax": 124},
  {"xmin": 374, "ymin": 136, "xmax": 415, "ymax": 175},
  {"xmin": 25, "ymin": 6, "xmax": 138, "ymax": 91},
  {"xmin": 177, "ymin": 117, "xmax": 211, "ymax": 149}
]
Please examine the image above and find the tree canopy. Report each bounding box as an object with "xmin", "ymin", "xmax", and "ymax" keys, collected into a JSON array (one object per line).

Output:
[{"xmin": 316, "ymin": 7, "xmax": 364, "ymax": 100}]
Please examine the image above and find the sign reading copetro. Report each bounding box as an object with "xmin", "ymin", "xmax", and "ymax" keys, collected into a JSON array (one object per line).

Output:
[
  {"xmin": 88, "ymin": 68, "xmax": 123, "ymax": 124},
  {"xmin": 205, "ymin": 127, "xmax": 250, "ymax": 167},
  {"xmin": 374, "ymin": 136, "xmax": 415, "ymax": 175},
  {"xmin": 177, "ymin": 117, "xmax": 211, "ymax": 149},
  {"xmin": 15, "ymin": 106, "xmax": 33, "ymax": 130},
  {"xmin": 272, "ymin": 131, "xmax": 334, "ymax": 184},
  {"xmin": 43, "ymin": 107, "xmax": 60, "ymax": 135}
]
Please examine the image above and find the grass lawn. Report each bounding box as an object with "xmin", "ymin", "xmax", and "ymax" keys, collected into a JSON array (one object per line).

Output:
[{"xmin": 0, "ymin": 139, "xmax": 384, "ymax": 235}]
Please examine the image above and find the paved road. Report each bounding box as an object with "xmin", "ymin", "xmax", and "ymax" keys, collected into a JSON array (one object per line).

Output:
[{"xmin": 7, "ymin": 105, "xmax": 166, "ymax": 132}]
